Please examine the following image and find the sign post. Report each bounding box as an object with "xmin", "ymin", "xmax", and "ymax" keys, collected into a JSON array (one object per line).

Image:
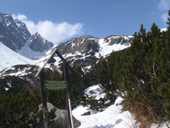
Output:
[
  {"xmin": 64, "ymin": 62, "xmax": 74, "ymax": 128},
  {"xmin": 40, "ymin": 69, "xmax": 49, "ymax": 128},
  {"xmin": 56, "ymin": 49, "xmax": 75, "ymax": 128},
  {"xmin": 35, "ymin": 47, "xmax": 75, "ymax": 128},
  {"xmin": 44, "ymin": 80, "xmax": 68, "ymax": 90}
]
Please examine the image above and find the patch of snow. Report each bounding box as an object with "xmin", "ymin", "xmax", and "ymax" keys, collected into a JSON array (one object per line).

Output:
[
  {"xmin": 80, "ymin": 38, "xmax": 86, "ymax": 44},
  {"xmin": 71, "ymin": 42, "xmax": 76, "ymax": 47},
  {"xmin": 4, "ymin": 87, "xmax": 9, "ymax": 91},
  {"xmin": 122, "ymin": 35, "xmax": 133, "ymax": 40},
  {"xmin": 5, "ymin": 21, "xmax": 11, "ymax": 26},
  {"xmin": 6, "ymin": 81, "xmax": 12, "ymax": 88},
  {"xmin": 98, "ymin": 38, "xmax": 130, "ymax": 57},
  {"xmin": 0, "ymin": 42, "xmax": 34, "ymax": 71},
  {"xmin": 94, "ymin": 52, "xmax": 101, "ymax": 59},
  {"xmin": 64, "ymin": 52, "xmax": 83, "ymax": 58},
  {"xmin": 73, "ymin": 85, "xmax": 170, "ymax": 128},
  {"xmin": 53, "ymin": 56, "xmax": 62, "ymax": 66},
  {"xmin": 18, "ymin": 45, "xmax": 47, "ymax": 60},
  {"xmin": 64, "ymin": 53, "xmax": 75, "ymax": 58},
  {"xmin": 151, "ymin": 121, "xmax": 170, "ymax": 128},
  {"xmin": 73, "ymin": 96, "xmax": 137, "ymax": 128},
  {"xmin": 140, "ymin": 79, "xmax": 145, "ymax": 84},
  {"xmin": 84, "ymin": 84, "xmax": 105, "ymax": 100},
  {"xmin": 18, "ymin": 39, "xmax": 49, "ymax": 60},
  {"xmin": 84, "ymin": 65, "xmax": 92, "ymax": 71},
  {"xmin": 1, "ymin": 67, "xmax": 33, "ymax": 77},
  {"xmin": 75, "ymin": 51, "xmax": 82, "ymax": 55},
  {"xmin": 15, "ymin": 21, "xmax": 22, "ymax": 27},
  {"xmin": 35, "ymin": 50, "xmax": 62, "ymax": 70}
]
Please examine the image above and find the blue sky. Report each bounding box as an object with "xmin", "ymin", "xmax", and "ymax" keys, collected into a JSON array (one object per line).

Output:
[{"xmin": 0, "ymin": 0, "xmax": 170, "ymax": 44}]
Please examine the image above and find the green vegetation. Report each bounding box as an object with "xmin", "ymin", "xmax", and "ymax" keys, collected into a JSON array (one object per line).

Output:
[
  {"xmin": 0, "ymin": 88, "xmax": 40, "ymax": 128},
  {"xmin": 0, "ymin": 10, "xmax": 170, "ymax": 128},
  {"xmin": 0, "ymin": 85, "xmax": 57, "ymax": 128},
  {"xmin": 45, "ymin": 65, "xmax": 89, "ymax": 109},
  {"xmin": 88, "ymin": 10, "xmax": 170, "ymax": 126}
]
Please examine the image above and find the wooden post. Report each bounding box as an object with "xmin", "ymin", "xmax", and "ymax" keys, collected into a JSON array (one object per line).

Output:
[
  {"xmin": 40, "ymin": 69, "xmax": 49, "ymax": 128},
  {"xmin": 35, "ymin": 47, "xmax": 76, "ymax": 128},
  {"xmin": 64, "ymin": 62, "xmax": 74, "ymax": 128}
]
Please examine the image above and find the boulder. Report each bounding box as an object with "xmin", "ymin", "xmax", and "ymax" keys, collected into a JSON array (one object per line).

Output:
[{"xmin": 41, "ymin": 103, "xmax": 81, "ymax": 128}]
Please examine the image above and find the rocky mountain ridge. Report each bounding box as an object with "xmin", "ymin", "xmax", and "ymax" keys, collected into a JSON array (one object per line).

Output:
[
  {"xmin": 0, "ymin": 12, "xmax": 53, "ymax": 59},
  {"xmin": 35, "ymin": 35, "xmax": 134, "ymax": 73},
  {"xmin": 53, "ymin": 35, "xmax": 133, "ymax": 70},
  {"xmin": 0, "ymin": 11, "xmax": 133, "ymax": 92},
  {"xmin": 0, "ymin": 11, "xmax": 133, "ymax": 68},
  {"xmin": 56, "ymin": 35, "xmax": 133, "ymax": 55}
]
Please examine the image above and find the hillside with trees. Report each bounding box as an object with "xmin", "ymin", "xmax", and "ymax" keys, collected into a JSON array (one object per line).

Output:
[
  {"xmin": 0, "ymin": 11, "xmax": 170, "ymax": 128},
  {"xmin": 87, "ymin": 10, "xmax": 170, "ymax": 127}
]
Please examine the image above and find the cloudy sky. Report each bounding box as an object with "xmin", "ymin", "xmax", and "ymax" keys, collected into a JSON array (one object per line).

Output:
[{"xmin": 0, "ymin": 0, "xmax": 170, "ymax": 44}]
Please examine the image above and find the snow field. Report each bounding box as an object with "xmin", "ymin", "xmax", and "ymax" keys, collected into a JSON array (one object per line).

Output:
[
  {"xmin": 73, "ymin": 85, "xmax": 136, "ymax": 128},
  {"xmin": 0, "ymin": 42, "xmax": 34, "ymax": 71},
  {"xmin": 73, "ymin": 85, "xmax": 170, "ymax": 128}
]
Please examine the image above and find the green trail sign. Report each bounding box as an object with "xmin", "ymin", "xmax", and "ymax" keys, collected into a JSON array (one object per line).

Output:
[{"xmin": 44, "ymin": 80, "xmax": 68, "ymax": 90}]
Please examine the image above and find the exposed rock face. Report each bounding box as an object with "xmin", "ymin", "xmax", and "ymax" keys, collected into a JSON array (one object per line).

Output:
[
  {"xmin": 0, "ymin": 11, "xmax": 134, "ymax": 94},
  {"xmin": 0, "ymin": 12, "xmax": 31, "ymax": 51},
  {"xmin": 28, "ymin": 33, "xmax": 53, "ymax": 52},
  {"xmin": 53, "ymin": 35, "xmax": 133, "ymax": 71},
  {"xmin": 56, "ymin": 35, "xmax": 133, "ymax": 55},
  {"xmin": 0, "ymin": 12, "xmax": 53, "ymax": 58},
  {"xmin": 46, "ymin": 103, "xmax": 81, "ymax": 128},
  {"xmin": 57, "ymin": 36, "xmax": 99, "ymax": 55},
  {"xmin": 104, "ymin": 35, "xmax": 133, "ymax": 45},
  {"xmin": 0, "ymin": 11, "xmax": 132, "ymax": 65},
  {"xmin": 0, "ymin": 64, "xmax": 39, "ymax": 92},
  {"xmin": 0, "ymin": 64, "xmax": 62, "ymax": 92},
  {"xmin": 0, "ymin": 65, "xmax": 81, "ymax": 127}
]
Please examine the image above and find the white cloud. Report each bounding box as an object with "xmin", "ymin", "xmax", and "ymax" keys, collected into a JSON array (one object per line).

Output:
[
  {"xmin": 157, "ymin": 0, "xmax": 170, "ymax": 23},
  {"xmin": 158, "ymin": 0, "xmax": 170, "ymax": 10},
  {"xmin": 162, "ymin": 13, "xmax": 168, "ymax": 22},
  {"xmin": 13, "ymin": 14, "xmax": 83, "ymax": 44}
]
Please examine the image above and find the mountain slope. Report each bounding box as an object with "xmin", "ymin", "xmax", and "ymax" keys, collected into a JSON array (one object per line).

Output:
[
  {"xmin": 0, "ymin": 12, "xmax": 31, "ymax": 51},
  {"xmin": 56, "ymin": 35, "xmax": 133, "ymax": 56},
  {"xmin": 18, "ymin": 33, "xmax": 53, "ymax": 59},
  {"xmin": 37, "ymin": 35, "xmax": 133, "ymax": 71},
  {"xmin": 73, "ymin": 85, "xmax": 170, "ymax": 128},
  {"xmin": 0, "ymin": 12, "xmax": 53, "ymax": 59},
  {"xmin": 0, "ymin": 42, "xmax": 34, "ymax": 71}
]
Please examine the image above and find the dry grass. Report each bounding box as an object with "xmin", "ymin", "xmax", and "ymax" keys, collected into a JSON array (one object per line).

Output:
[{"xmin": 122, "ymin": 96, "xmax": 163, "ymax": 128}]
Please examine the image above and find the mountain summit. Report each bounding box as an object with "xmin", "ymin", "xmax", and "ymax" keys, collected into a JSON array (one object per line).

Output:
[
  {"xmin": 0, "ymin": 12, "xmax": 31, "ymax": 51},
  {"xmin": 0, "ymin": 11, "xmax": 133, "ymax": 71},
  {"xmin": 0, "ymin": 12, "xmax": 53, "ymax": 59},
  {"xmin": 56, "ymin": 35, "xmax": 133, "ymax": 56},
  {"xmin": 38, "ymin": 35, "xmax": 133, "ymax": 71}
]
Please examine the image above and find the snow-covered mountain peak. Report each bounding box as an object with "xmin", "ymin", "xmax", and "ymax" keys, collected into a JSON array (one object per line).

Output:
[
  {"xmin": 27, "ymin": 32, "xmax": 53, "ymax": 52},
  {"xmin": 57, "ymin": 36, "xmax": 99, "ymax": 55},
  {"xmin": 103, "ymin": 35, "xmax": 133, "ymax": 45},
  {"xmin": 0, "ymin": 12, "xmax": 133, "ymax": 71},
  {"xmin": 14, "ymin": 19, "xmax": 28, "ymax": 30},
  {"xmin": 18, "ymin": 33, "xmax": 53, "ymax": 60},
  {"xmin": 96, "ymin": 35, "xmax": 133, "ymax": 57},
  {"xmin": 37, "ymin": 35, "xmax": 133, "ymax": 72},
  {"xmin": 0, "ymin": 11, "xmax": 54, "ymax": 59},
  {"xmin": 32, "ymin": 32, "xmax": 42, "ymax": 40},
  {"xmin": 0, "ymin": 12, "xmax": 31, "ymax": 51},
  {"xmin": 57, "ymin": 35, "xmax": 133, "ymax": 57},
  {"xmin": 0, "ymin": 12, "xmax": 13, "ymax": 25}
]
